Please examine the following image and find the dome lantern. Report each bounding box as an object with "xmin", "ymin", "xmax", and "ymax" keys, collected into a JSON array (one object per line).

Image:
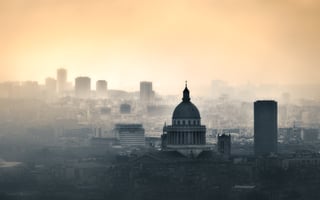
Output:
[
  {"xmin": 182, "ymin": 81, "xmax": 190, "ymax": 102},
  {"xmin": 172, "ymin": 82, "xmax": 201, "ymax": 120}
]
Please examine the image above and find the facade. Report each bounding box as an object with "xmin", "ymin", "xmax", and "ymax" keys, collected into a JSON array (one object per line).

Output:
[
  {"xmin": 254, "ymin": 100, "xmax": 278, "ymax": 156},
  {"xmin": 140, "ymin": 81, "xmax": 154, "ymax": 103},
  {"xmin": 75, "ymin": 76, "xmax": 91, "ymax": 98},
  {"xmin": 217, "ymin": 134, "xmax": 231, "ymax": 157},
  {"xmin": 96, "ymin": 80, "xmax": 107, "ymax": 98},
  {"xmin": 57, "ymin": 68, "xmax": 67, "ymax": 93},
  {"xmin": 114, "ymin": 124, "xmax": 145, "ymax": 147},
  {"xmin": 162, "ymin": 84, "xmax": 207, "ymax": 157}
]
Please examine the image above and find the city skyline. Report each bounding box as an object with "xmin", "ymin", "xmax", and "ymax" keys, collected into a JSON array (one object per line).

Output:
[
  {"xmin": 1, "ymin": 1, "xmax": 320, "ymax": 199},
  {"xmin": 1, "ymin": 0, "xmax": 320, "ymax": 95}
]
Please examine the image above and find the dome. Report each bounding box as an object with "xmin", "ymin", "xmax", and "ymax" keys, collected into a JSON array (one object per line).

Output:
[
  {"xmin": 172, "ymin": 82, "xmax": 201, "ymax": 119},
  {"xmin": 172, "ymin": 101, "xmax": 200, "ymax": 119}
]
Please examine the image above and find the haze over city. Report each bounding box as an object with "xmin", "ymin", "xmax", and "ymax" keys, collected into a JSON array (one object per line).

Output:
[
  {"xmin": 1, "ymin": 1, "xmax": 320, "ymax": 200},
  {"xmin": 1, "ymin": 0, "xmax": 320, "ymax": 94}
]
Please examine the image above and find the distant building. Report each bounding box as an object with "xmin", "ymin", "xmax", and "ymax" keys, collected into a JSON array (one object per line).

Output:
[
  {"xmin": 279, "ymin": 127, "xmax": 302, "ymax": 144},
  {"xmin": 75, "ymin": 77, "xmax": 91, "ymax": 98},
  {"xmin": 162, "ymin": 83, "xmax": 208, "ymax": 157},
  {"xmin": 120, "ymin": 103, "xmax": 131, "ymax": 114},
  {"xmin": 20, "ymin": 81, "xmax": 41, "ymax": 99},
  {"xmin": 282, "ymin": 152, "xmax": 320, "ymax": 169},
  {"xmin": 45, "ymin": 77, "xmax": 57, "ymax": 94},
  {"xmin": 94, "ymin": 127, "xmax": 103, "ymax": 138},
  {"xmin": 90, "ymin": 137, "xmax": 117, "ymax": 147},
  {"xmin": 302, "ymin": 128, "xmax": 319, "ymax": 143},
  {"xmin": 100, "ymin": 107, "xmax": 111, "ymax": 115},
  {"xmin": 114, "ymin": 124, "xmax": 145, "ymax": 147},
  {"xmin": 217, "ymin": 134, "xmax": 231, "ymax": 157},
  {"xmin": 147, "ymin": 105, "xmax": 172, "ymax": 116},
  {"xmin": 57, "ymin": 68, "xmax": 67, "ymax": 93},
  {"xmin": 254, "ymin": 100, "xmax": 278, "ymax": 156},
  {"xmin": 96, "ymin": 80, "xmax": 107, "ymax": 98},
  {"xmin": 140, "ymin": 81, "xmax": 154, "ymax": 103}
]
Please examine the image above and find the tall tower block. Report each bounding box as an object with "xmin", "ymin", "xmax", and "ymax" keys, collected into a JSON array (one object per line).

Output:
[{"xmin": 254, "ymin": 100, "xmax": 278, "ymax": 156}]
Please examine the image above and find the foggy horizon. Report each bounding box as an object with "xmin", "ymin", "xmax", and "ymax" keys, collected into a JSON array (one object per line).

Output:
[
  {"xmin": 1, "ymin": 1, "xmax": 320, "ymax": 199},
  {"xmin": 1, "ymin": 0, "xmax": 320, "ymax": 95}
]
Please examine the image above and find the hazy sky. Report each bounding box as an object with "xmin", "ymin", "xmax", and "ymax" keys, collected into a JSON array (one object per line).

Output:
[{"xmin": 1, "ymin": 0, "xmax": 319, "ymax": 94}]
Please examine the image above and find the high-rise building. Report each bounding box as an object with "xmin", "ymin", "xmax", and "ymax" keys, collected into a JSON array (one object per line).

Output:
[
  {"xmin": 57, "ymin": 68, "xmax": 67, "ymax": 93},
  {"xmin": 96, "ymin": 80, "xmax": 107, "ymax": 98},
  {"xmin": 75, "ymin": 76, "xmax": 91, "ymax": 98},
  {"xmin": 217, "ymin": 134, "xmax": 231, "ymax": 157},
  {"xmin": 140, "ymin": 81, "xmax": 154, "ymax": 103},
  {"xmin": 114, "ymin": 124, "xmax": 145, "ymax": 147},
  {"xmin": 254, "ymin": 100, "xmax": 278, "ymax": 156}
]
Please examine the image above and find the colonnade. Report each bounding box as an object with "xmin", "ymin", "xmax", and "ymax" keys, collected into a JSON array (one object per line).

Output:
[{"xmin": 167, "ymin": 131, "xmax": 205, "ymax": 145}]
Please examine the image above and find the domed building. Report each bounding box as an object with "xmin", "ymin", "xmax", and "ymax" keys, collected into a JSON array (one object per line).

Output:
[{"xmin": 162, "ymin": 83, "xmax": 207, "ymax": 157}]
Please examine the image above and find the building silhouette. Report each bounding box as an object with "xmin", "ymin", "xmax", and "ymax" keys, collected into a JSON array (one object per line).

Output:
[
  {"xmin": 96, "ymin": 80, "xmax": 107, "ymax": 98},
  {"xmin": 45, "ymin": 77, "xmax": 57, "ymax": 94},
  {"xmin": 162, "ymin": 83, "xmax": 207, "ymax": 157},
  {"xmin": 75, "ymin": 76, "xmax": 91, "ymax": 98},
  {"xmin": 57, "ymin": 68, "xmax": 67, "ymax": 93},
  {"xmin": 254, "ymin": 100, "xmax": 278, "ymax": 156},
  {"xmin": 140, "ymin": 81, "xmax": 154, "ymax": 103},
  {"xmin": 114, "ymin": 124, "xmax": 145, "ymax": 147},
  {"xmin": 217, "ymin": 134, "xmax": 231, "ymax": 157},
  {"xmin": 120, "ymin": 103, "xmax": 131, "ymax": 114}
]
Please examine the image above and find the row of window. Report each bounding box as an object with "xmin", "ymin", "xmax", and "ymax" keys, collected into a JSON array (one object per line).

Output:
[{"xmin": 173, "ymin": 119, "xmax": 200, "ymax": 126}]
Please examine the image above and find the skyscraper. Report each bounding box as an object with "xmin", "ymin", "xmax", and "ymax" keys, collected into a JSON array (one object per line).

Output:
[
  {"xmin": 96, "ymin": 80, "xmax": 107, "ymax": 98},
  {"xmin": 254, "ymin": 100, "xmax": 278, "ymax": 156},
  {"xmin": 140, "ymin": 81, "xmax": 154, "ymax": 103},
  {"xmin": 57, "ymin": 68, "xmax": 67, "ymax": 93},
  {"xmin": 75, "ymin": 76, "xmax": 91, "ymax": 98}
]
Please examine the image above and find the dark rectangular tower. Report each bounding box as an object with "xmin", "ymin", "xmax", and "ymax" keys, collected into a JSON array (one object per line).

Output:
[{"xmin": 254, "ymin": 100, "xmax": 278, "ymax": 156}]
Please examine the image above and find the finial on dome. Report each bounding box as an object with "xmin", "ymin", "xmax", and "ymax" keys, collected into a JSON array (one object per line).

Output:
[{"xmin": 182, "ymin": 81, "xmax": 190, "ymax": 102}]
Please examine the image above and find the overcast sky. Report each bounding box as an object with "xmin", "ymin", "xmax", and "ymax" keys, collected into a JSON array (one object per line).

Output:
[{"xmin": 1, "ymin": 0, "xmax": 319, "ymax": 94}]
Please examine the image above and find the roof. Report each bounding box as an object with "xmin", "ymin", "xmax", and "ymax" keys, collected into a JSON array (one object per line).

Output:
[
  {"xmin": 171, "ymin": 84, "xmax": 201, "ymax": 119},
  {"xmin": 172, "ymin": 101, "xmax": 201, "ymax": 119}
]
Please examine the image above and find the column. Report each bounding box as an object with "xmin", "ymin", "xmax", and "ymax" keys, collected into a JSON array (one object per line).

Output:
[
  {"xmin": 195, "ymin": 132, "xmax": 198, "ymax": 144},
  {"xmin": 185, "ymin": 132, "xmax": 188, "ymax": 144}
]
